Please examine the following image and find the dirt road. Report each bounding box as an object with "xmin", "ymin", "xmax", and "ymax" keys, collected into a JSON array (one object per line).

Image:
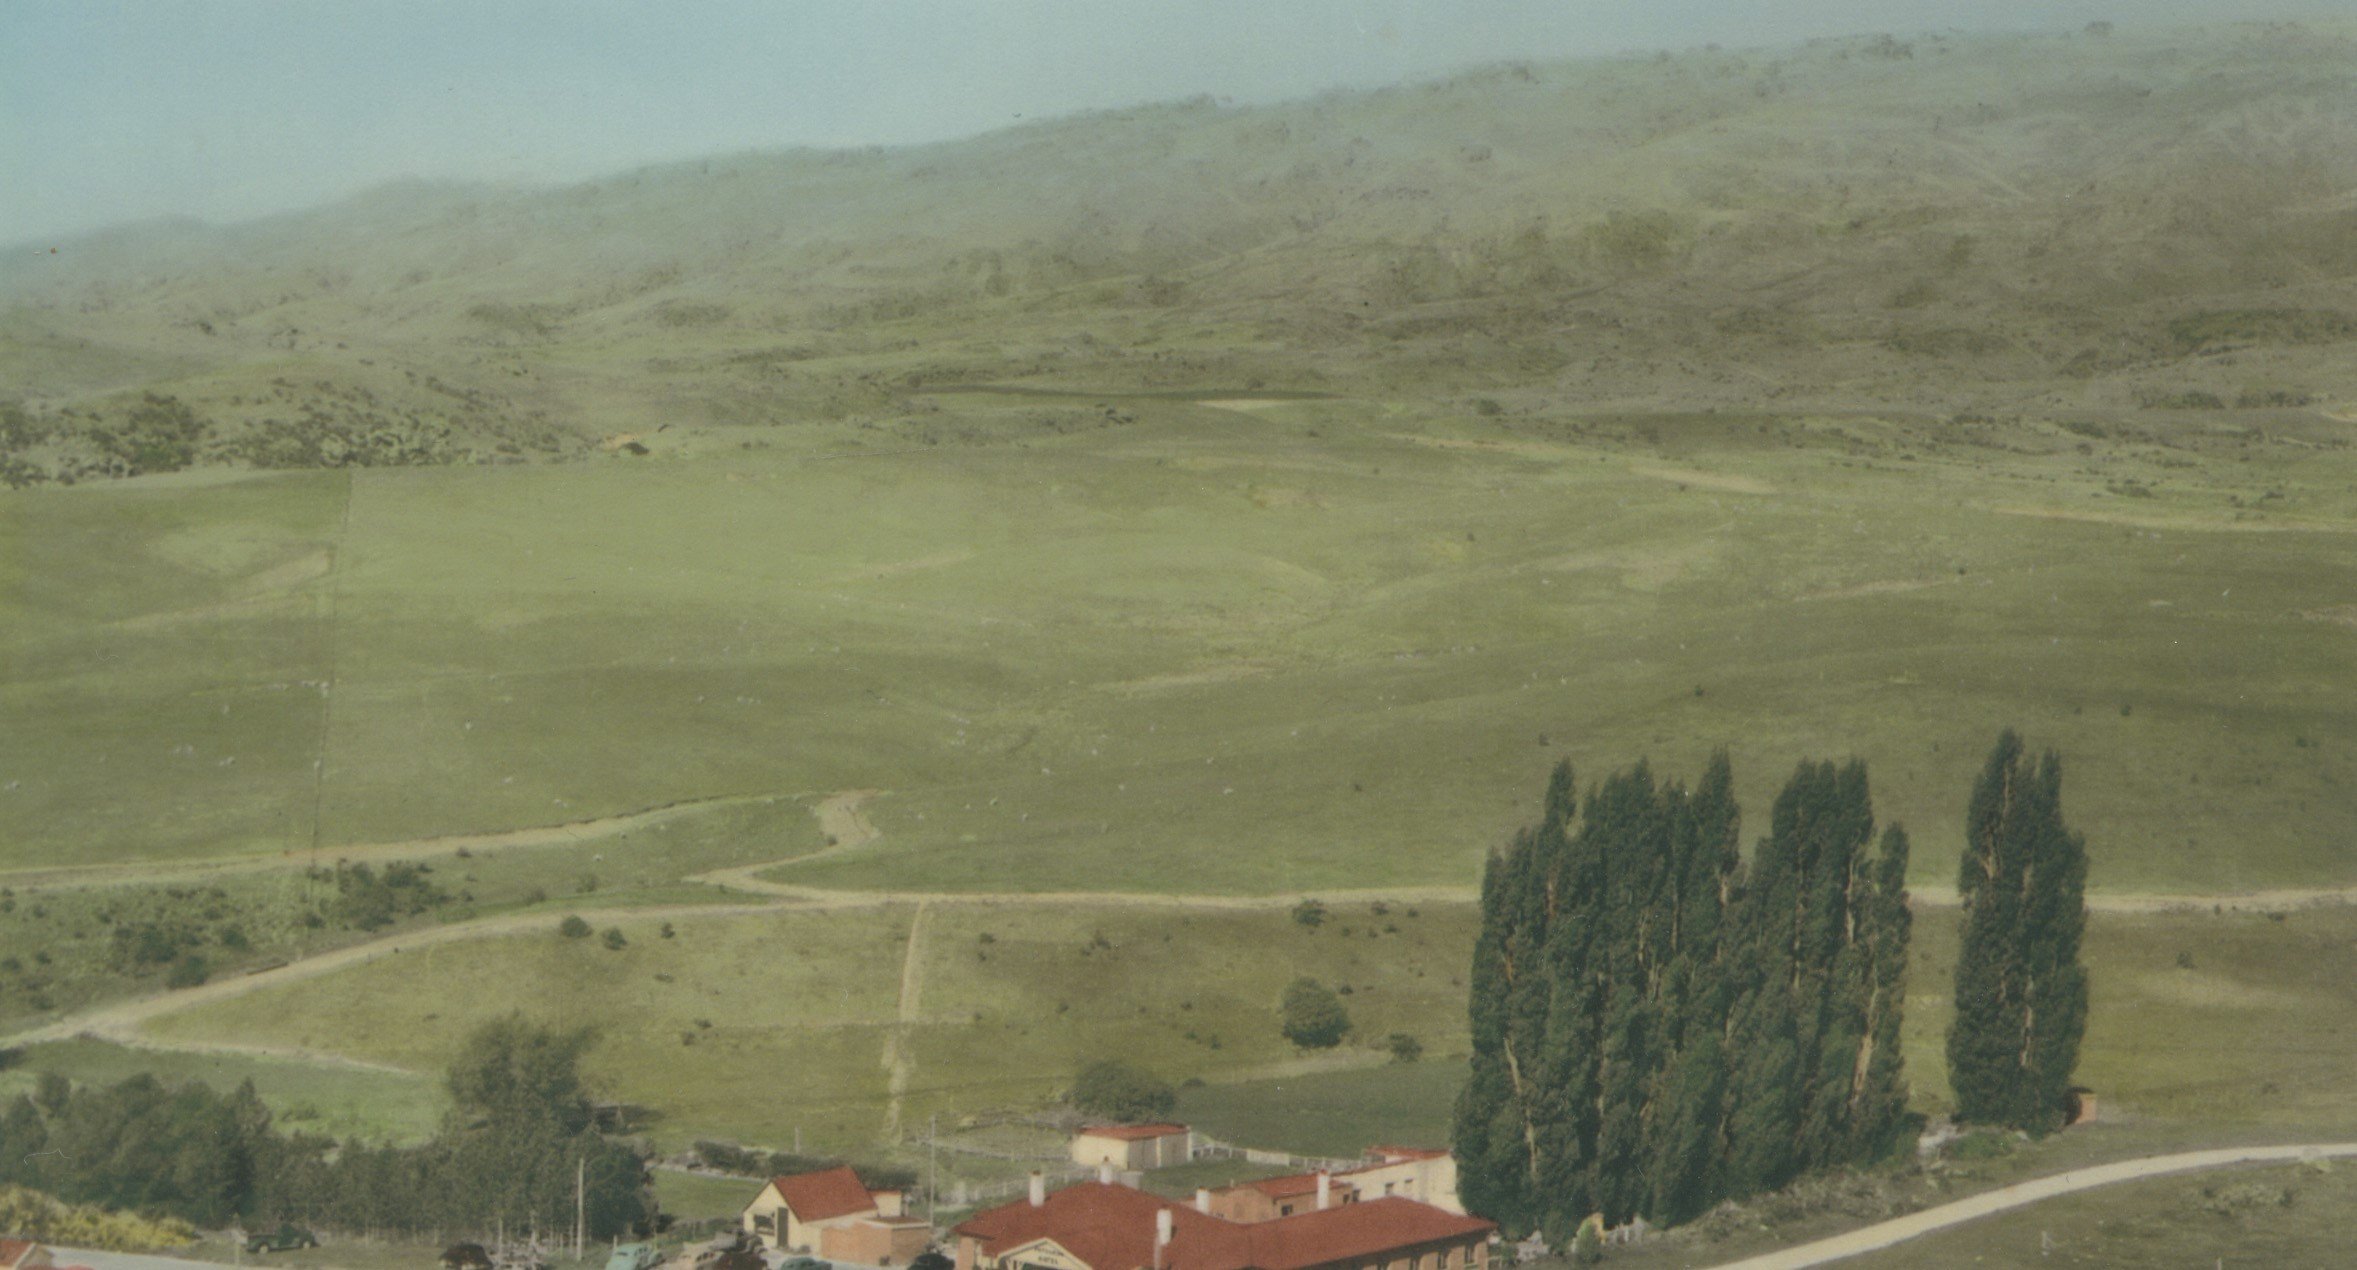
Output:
[
  {"xmin": 1707, "ymin": 1143, "xmax": 2357, "ymax": 1269},
  {"xmin": 1, "ymin": 790, "xmax": 787, "ymax": 892},
  {"xmin": 1908, "ymin": 883, "xmax": 2357, "ymax": 915},
  {"xmin": 0, "ymin": 899, "xmax": 797, "ymax": 1054}
]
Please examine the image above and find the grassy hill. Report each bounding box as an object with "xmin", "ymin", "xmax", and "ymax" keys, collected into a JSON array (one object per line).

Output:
[
  {"xmin": 3, "ymin": 22, "xmax": 2354, "ymax": 467},
  {"xmin": 1, "ymin": 21, "xmax": 2354, "ymax": 1248}
]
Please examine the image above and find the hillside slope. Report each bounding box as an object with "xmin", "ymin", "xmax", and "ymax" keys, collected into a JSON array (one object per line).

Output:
[{"xmin": 3, "ymin": 21, "xmax": 2354, "ymax": 479}]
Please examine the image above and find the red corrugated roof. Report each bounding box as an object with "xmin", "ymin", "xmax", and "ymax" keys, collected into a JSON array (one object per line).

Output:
[
  {"xmin": 1078, "ymin": 1122, "xmax": 1189, "ymax": 1141},
  {"xmin": 772, "ymin": 1166, "xmax": 880, "ymax": 1224},
  {"xmin": 954, "ymin": 1182, "xmax": 1490, "ymax": 1270},
  {"xmin": 1241, "ymin": 1173, "xmax": 1352, "ymax": 1200},
  {"xmin": 0, "ymin": 1241, "xmax": 36, "ymax": 1268},
  {"xmin": 1240, "ymin": 1198, "xmax": 1491, "ymax": 1270}
]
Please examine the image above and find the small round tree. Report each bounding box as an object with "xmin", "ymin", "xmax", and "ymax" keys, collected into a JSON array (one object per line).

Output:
[
  {"xmin": 1280, "ymin": 978, "xmax": 1351, "ymax": 1049},
  {"xmin": 558, "ymin": 915, "xmax": 592, "ymax": 939}
]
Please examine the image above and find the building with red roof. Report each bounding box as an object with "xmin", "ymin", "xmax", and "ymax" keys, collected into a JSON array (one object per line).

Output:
[
  {"xmin": 953, "ymin": 1178, "xmax": 1490, "ymax": 1270},
  {"xmin": 1069, "ymin": 1123, "xmax": 1195, "ymax": 1172},
  {"xmin": 1206, "ymin": 1171, "xmax": 1360, "ymax": 1223},
  {"xmin": 0, "ymin": 1242, "xmax": 50, "ymax": 1270},
  {"xmin": 741, "ymin": 1165, "xmax": 917, "ymax": 1257}
]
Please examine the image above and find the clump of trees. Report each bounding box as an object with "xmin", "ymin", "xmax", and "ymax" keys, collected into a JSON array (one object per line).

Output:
[
  {"xmin": 317, "ymin": 861, "xmax": 450, "ymax": 932},
  {"xmin": 0, "ymin": 1184, "xmax": 199, "ymax": 1252},
  {"xmin": 1457, "ymin": 735, "xmax": 2092, "ymax": 1239},
  {"xmin": 0, "ymin": 1016, "xmax": 651, "ymax": 1241},
  {"xmin": 1069, "ymin": 1060, "xmax": 1176, "ymax": 1122},
  {"xmin": 1454, "ymin": 753, "xmax": 1915, "ymax": 1241},
  {"xmin": 1947, "ymin": 730, "xmax": 2089, "ymax": 1134}
]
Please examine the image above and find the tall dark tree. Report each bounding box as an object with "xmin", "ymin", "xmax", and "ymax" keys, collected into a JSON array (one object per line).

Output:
[
  {"xmin": 1845, "ymin": 825, "xmax": 1916, "ymax": 1161},
  {"xmin": 1947, "ymin": 731, "xmax": 2090, "ymax": 1133},
  {"xmin": 1643, "ymin": 753, "xmax": 1739, "ymax": 1225},
  {"xmin": 1455, "ymin": 762, "xmax": 1576, "ymax": 1235}
]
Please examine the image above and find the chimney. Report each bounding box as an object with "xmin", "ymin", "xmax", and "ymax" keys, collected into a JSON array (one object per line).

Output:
[
  {"xmin": 1315, "ymin": 1172, "xmax": 1332, "ymax": 1211},
  {"xmin": 1194, "ymin": 1188, "xmax": 1212, "ymax": 1215},
  {"xmin": 1029, "ymin": 1172, "xmax": 1045, "ymax": 1208},
  {"xmin": 1098, "ymin": 1161, "xmax": 1115, "ymax": 1185},
  {"xmin": 1154, "ymin": 1208, "xmax": 1174, "ymax": 1268}
]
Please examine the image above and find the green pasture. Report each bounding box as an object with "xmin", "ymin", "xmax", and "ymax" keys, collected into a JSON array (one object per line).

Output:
[
  {"xmin": 652, "ymin": 1168, "xmax": 766, "ymax": 1224},
  {"xmin": 139, "ymin": 903, "xmax": 917, "ymax": 1152},
  {"xmin": 0, "ymin": 1036, "xmax": 442, "ymax": 1144},
  {"xmin": 0, "ymin": 794, "xmax": 815, "ymax": 1037},
  {"xmin": 1177, "ymin": 1058, "xmax": 1470, "ymax": 1159},
  {"xmin": 895, "ymin": 900, "xmax": 1476, "ymax": 1128},
  {"xmin": 132, "ymin": 899, "xmax": 1476, "ymax": 1151},
  {"xmin": 3, "ymin": 401, "xmax": 2353, "ymax": 896},
  {"xmin": 122, "ymin": 897, "xmax": 2357, "ymax": 1161}
]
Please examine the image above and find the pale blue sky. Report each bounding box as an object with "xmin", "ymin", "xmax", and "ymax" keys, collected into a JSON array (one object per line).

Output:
[{"xmin": 0, "ymin": 0, "xmax": 2329, "ymax": 243}]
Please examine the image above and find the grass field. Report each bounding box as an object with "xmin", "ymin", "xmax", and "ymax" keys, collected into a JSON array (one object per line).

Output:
[
  {"xmin": 121, "ymin": 897, "xmax": 2357, "ymax": 1165},
  {"xmin": 6, "ymin": 401, "xmax": 2354, "ymax": 896},
  {"xmin": 0, "ymin": 1036, "xmax": 442, "ymax": 1144},
  {"xmin": 134, "ymin": 897, "xmax": 1478, "ymax": 1153},
  {"xmin": 1177, "ymin": 1058, "xmax": 1470, "ymax": 1158}
]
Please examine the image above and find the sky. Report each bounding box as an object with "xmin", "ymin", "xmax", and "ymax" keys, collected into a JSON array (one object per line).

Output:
[{"xmin": 0, "ymin": 0, "xmax": 2335, "ymax": 243}]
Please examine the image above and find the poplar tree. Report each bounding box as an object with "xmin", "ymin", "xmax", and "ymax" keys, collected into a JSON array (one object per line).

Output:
[
  {"xmin": 1947, "ymin": 731, "xmax": 2090, "ymax": 1133},
  {"xmin": 1644, "ymin": 753, "xmax": 1739, "ymax": 1224},
  {"xmin": 1845, "ymin": 825, "xmax": 1915, "ymax": 1161}
]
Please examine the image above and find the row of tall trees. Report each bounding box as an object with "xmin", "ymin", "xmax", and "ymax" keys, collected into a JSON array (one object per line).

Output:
[
  {"xmin": 0, "ymin": 1017, "xmax": 651, "ymax": 1241},
  {"xmin": 1454, "ymin": 754, "xmax": 1914, "ymax": 1240},
  {"xmin": 1457, "ymin": 732, "xmax": 2092, "ymax": 1238}
]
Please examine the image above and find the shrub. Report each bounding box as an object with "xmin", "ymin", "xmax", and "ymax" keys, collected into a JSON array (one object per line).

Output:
[
  {"xmin": 601, "ymin": 927, "xmax": 627, "ymax": 950},
  {"xmin": 1069, "ymin": 1060, "xmax": 1177, "ymax": 1122},
  {"xmin": 165, "ymin": 955, "xmax": 210, "ymax": 989},
  {"xmin": 1573, "ymin": 1215, "xmax": 1605, "ymax": 1265},
  {"xmin": 1280, "ymin": 978, "xmax": 1351, "ymax": 1049},
  {"xmin": 1384, "ymin": 1033, "xmax": 1424, "ymax": 1064},
  {"xmin": 1292, "ymin": 899, "xmax": 1328, "ymax": 929},
  {"xmin": 558, "ymin": 915, "xmax": 592, "ymax": 939}
]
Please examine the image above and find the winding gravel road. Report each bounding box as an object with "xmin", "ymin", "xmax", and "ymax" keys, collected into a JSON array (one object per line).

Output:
[{"xmin": 1706, "ymin": 1143, "xmax": 2357, "ymax": 1269}]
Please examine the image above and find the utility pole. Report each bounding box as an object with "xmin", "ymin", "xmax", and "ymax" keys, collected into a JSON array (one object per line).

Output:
[
  {"xmin": 928, "ymin": 1113, "xmax": 939, "ymax": 1217},
  {"xmin": 575, "ymin": 1156, "xmax": 587, "ymax": 1260}
]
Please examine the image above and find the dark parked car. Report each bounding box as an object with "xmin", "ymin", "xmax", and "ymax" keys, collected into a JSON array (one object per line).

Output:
[
  {"xmin": 442, "ymin": 1244, "xmax": 495, "ymax": 1270},
  {"xmin": 244, "ymin": 1225, "xmax": 320, "ymax": 1254}
]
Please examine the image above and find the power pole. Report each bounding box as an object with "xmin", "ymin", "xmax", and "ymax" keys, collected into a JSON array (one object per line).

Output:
[
  {"xmin": 575, "ymin": 1156, "xmax": 587, "ymax": 1260},
  {"xmin": 928, "ymin": 1113, "xmax": 939, "ymax": 1217}
]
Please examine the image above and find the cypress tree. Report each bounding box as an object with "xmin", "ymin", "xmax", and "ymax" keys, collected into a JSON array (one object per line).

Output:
[
  {"xmin": 1644, "ymin": 753, "xmax": 1738, "ymax": 1223},
  {"xmin": 1845, "ymin": 825, "xmax": 1915, "ymax": 1161},
  {"xmin": 1587, "ymin": 765, "xmax": 1670, "ymax": 1226},
  {"xmin": 1530, "ymin": 781, "xmax": 1606, "ymax": 1243},
  {"xmin": 1947, "ymin": 731, "xmax": 2090, "ymax": 1133},
  {"xmin": 1456, "ymin": 761, "xmax": 1577, "ymax": 1234}
]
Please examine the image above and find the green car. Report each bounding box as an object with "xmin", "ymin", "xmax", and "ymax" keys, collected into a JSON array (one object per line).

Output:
[
  {"xmin": 244, "ymin": 1224, "xmax": 320, "ymax": 1254},
  {"xmin": 605, "ymin": 1244, "xmax": 663, "ymax": 1270}
]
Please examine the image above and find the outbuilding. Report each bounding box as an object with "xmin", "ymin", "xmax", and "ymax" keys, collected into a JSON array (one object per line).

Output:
[{"xmin": 1069, "ymin": 1123, "xmax": 1194, "ymax": 1172}]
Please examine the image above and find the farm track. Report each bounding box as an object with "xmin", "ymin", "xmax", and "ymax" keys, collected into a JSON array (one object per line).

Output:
[
  {"xmin": 0, "ymin": 790, "xmax": 793, "ymax": 893},
  {"xmin": 881, "ymin": 899, "xmax": 932, "ymax": 1141},
  {"xmin": 1707, "ymin": 1143, "xmax": 2357, "ymax": 1269}
]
